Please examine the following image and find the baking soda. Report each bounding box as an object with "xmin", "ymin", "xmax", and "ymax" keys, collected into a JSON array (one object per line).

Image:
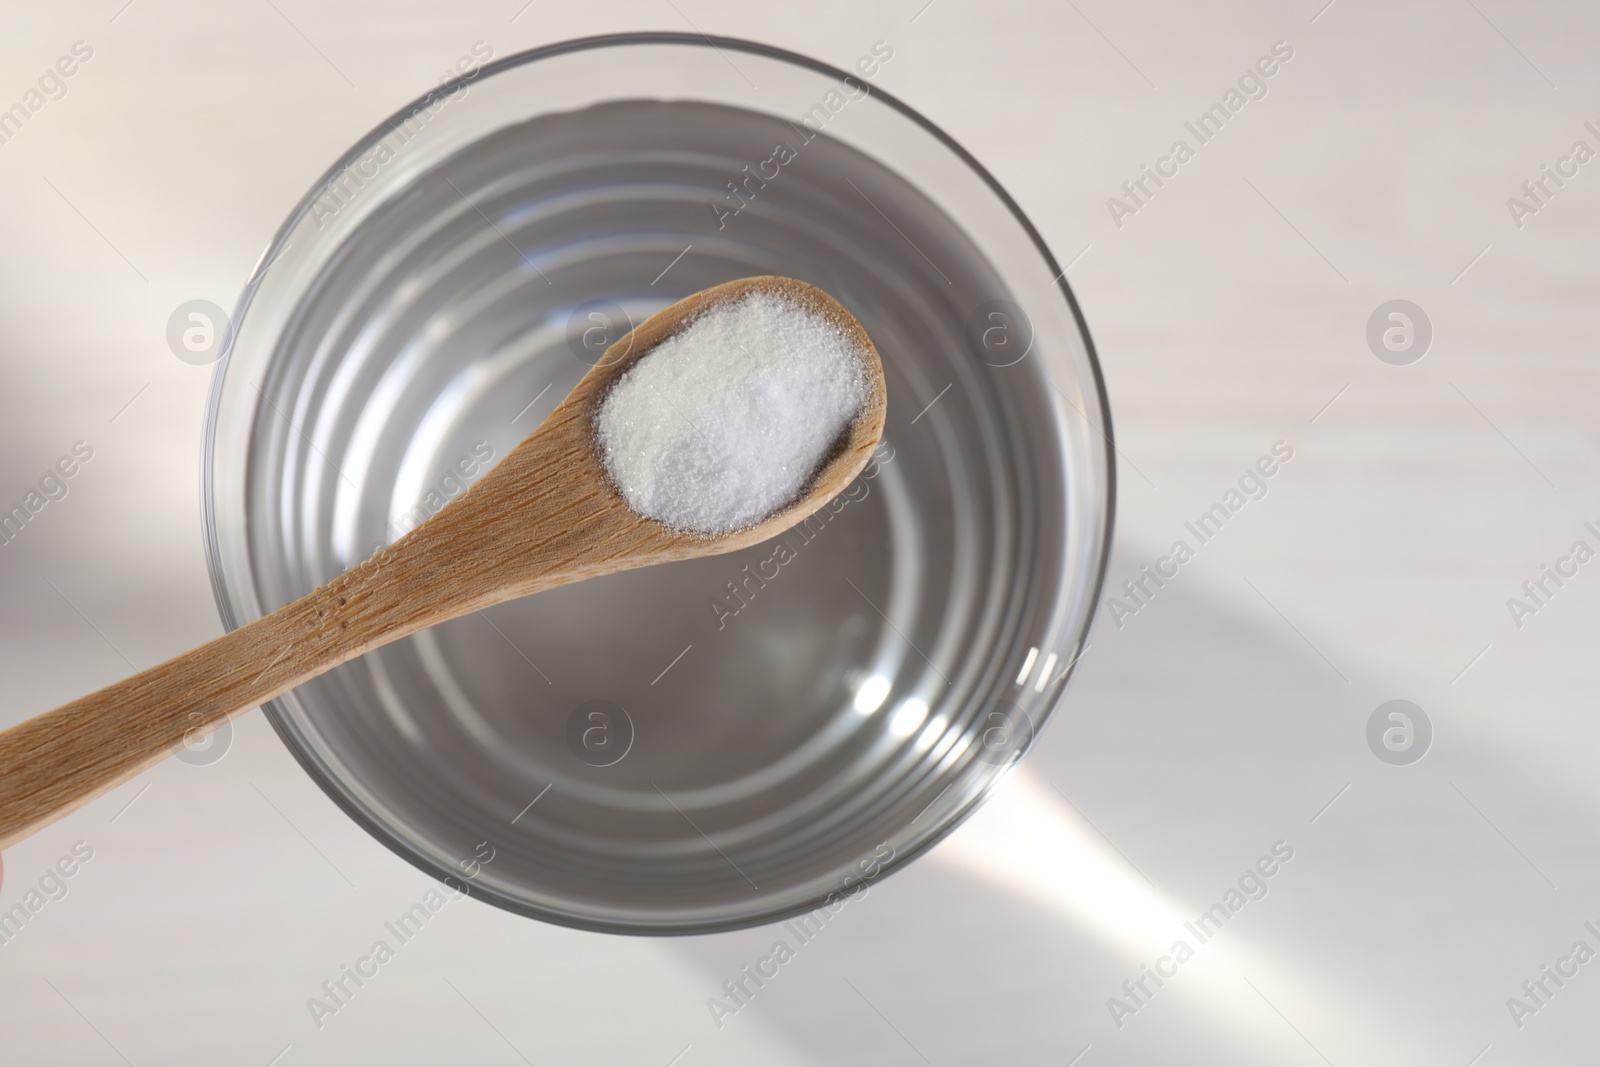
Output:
[{"xmin": 595, "ymin": 290, "xmax": 871, "ymax": 535}]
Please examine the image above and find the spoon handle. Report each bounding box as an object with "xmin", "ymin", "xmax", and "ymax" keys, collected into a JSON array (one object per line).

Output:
[
  {"xmin": 0, "ymin": 431, "xmax": 627, "ymax": 849},
  {"xmin": 0, "ymin": 432, "xmax": 648, "ymax": 850},
  {"xmin": 0, "ymin": 565, "xmax": 407, "ymax": 850}
]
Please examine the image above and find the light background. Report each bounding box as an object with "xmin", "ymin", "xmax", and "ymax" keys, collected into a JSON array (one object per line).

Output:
[{"xmin": 1, "ymin": 1, "xmax": 1597, "ymax": 1064}]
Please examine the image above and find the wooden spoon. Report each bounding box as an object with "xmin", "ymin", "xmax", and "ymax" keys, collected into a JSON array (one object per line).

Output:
[{"xmin": 0, "ymin": 275, "xmax": 886, "ymax": 850}]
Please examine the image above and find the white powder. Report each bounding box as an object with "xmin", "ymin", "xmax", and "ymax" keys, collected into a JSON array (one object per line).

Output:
[{"xmin": 595, "ymin": 290, "xmax": 871, "ymax": 535}]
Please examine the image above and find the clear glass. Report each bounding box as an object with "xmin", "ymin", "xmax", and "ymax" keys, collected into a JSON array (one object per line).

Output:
[{"xmin": 202, "ymin": 34, "xmax": 1114, "ymax": 934}]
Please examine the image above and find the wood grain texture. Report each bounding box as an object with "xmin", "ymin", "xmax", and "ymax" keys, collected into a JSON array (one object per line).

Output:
[{"xmin": 0, "ymin": 275, "xmax": 886, "ymax": 850}]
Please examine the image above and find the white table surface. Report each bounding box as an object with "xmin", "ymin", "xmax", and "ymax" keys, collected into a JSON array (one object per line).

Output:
[{"xmin": 1, "ymin": 1, "xmax": 1596, "ymax": 1063}]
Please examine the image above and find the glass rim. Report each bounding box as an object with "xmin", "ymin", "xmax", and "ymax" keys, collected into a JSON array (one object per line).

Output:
[{"xmin": 200, "ymin": 31, "xmax": 1118, "ymax": 935}]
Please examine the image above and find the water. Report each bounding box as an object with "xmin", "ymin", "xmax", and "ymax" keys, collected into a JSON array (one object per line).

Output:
[{"xmin": 216, "ymin": 93, "xmax": 1085, "ymax": 933}]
